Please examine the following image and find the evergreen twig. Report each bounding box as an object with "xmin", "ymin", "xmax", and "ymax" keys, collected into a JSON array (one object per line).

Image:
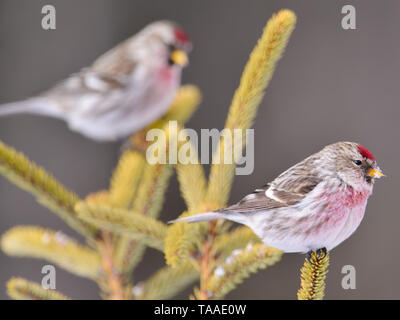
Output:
[
  {"xmin": 7, "ymin": 277, "xmax": 70, "ymax": 300},
  {"xmin": 297, "ymin": 251, "xmax": 330, "ymax": 300}
]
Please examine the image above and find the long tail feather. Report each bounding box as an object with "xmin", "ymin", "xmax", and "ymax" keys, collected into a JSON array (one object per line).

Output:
[
  {"xmin": 168, "ymin": 210, "xmax": 249, "ymax": 225},
  {"xmin": 0, "ymin": 98, "xmax": 63, "ymax": 119},
  {"xmin": 168, "ymin": 211, "xmax": 225, "ymax": 224}
]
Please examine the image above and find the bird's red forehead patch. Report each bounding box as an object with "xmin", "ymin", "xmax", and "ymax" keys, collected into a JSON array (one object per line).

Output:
[
  {"xmin": 174, "ymin": 28, "xmax": 190, "ymax": 44},
  {"xmin": 357, "ymin": 144, "xmax": 375, "ymax": 160}
]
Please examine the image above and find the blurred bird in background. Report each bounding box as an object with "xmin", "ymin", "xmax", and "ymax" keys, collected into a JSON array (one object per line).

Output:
[
  {"xmin": 0, "ymin": 21, "xmax": 192, "ymax": 141},
  {"xmin": 171, "ymin": 142, "xmax": 384, "ymax": 257}
]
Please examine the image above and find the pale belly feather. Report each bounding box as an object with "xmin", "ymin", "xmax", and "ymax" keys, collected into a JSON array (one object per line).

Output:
[{"xmin": 249, "ymin": 183, "xmax": 372, "ymax": 253}]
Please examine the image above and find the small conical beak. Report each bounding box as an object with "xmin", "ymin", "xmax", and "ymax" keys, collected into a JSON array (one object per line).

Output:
[
  {"xmin": 367, "ymin": 167, "xmax": 384, "ymax": 179},
  {"xmin": 170, "ymin": 49, "xmax": 188, "ymax": 67}
]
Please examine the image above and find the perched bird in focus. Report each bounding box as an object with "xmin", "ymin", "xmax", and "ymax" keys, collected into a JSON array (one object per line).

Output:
[
  {"xmin": 0, "ymin": 21, "xmax": 192, "ymax": 141},
  {"xmin": 171, "ymin": 142, "xmax": 384, "ymax": 256}
]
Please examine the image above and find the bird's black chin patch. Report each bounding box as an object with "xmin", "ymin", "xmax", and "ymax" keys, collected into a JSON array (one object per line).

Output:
[{"xmin": 365, "ymin": 176, "xmax": 372, "ymax": 184}]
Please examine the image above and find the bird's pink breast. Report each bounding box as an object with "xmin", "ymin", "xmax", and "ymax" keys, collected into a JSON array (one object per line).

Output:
[
  {"xmin": 320, "ymin": 186, "xmax": 370, "ymax": 220},
  {"xmin": 159, "ymin": 66, "xmax": 178, "ymax": 84},
  {"xmin": 309, "ymin": 185, "xmax": 371, "ymax": 250}
]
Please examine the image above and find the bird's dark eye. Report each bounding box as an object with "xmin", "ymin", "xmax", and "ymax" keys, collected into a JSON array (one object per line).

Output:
[
  {"xmin": 353, "ymin": 160, "xmax": 362, "ymax": 166},
  {"xmin": 167, "ymin": 43, "xmax": 176, "ymax": 52},
  {"xmin": 167, "ymin": 44, "xmax": 176, "ymax": 66}
]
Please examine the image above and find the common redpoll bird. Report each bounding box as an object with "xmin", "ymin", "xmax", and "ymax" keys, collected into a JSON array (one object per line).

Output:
[
  {"xmin": 0, "ymin": 21, "xmax": 191, "ymax": 141},
  {"xmin": 171, "ymin": 142, "xmax": 384, "ymax": 256}
]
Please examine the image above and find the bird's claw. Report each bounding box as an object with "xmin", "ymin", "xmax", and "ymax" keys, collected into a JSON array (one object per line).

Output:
[
  {"xmin": 316, "ymin": 247, "xmax": 327, "ymax": 260},
  {"xmin": 306, "ymin": 247, "xmax": 327, "ymax": 266},
  {"xmin": 306, "ymin": 251, "xmax": 317, "ymax": 266}
]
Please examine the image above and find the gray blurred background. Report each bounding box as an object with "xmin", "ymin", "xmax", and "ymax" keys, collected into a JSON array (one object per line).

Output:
[{"xmin": 0, "ymin": 0, "xmax": 398, "ymax": 299}]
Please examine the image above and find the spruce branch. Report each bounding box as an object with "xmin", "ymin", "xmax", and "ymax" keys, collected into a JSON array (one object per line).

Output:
[
  {"xmin": 114, "ymin": 238, "xmax": 147, "ymax": 278},
  {"xmin": 97, "ymin": 86, "xmax": 200, "ymax": 297},
  {"xmin": 0, "ymin": 9, "xmax": 302, "ymax": 299},
  {"xmin": 157, "ymin": 124, "xmax": 210, "ymax": 267},
  {"xmin": 83, "ymin": 192, "xmax": 130, "ymax": 299},
  {"xmin": 108, "ymin": 151, "xmax": 146, "ymax": 208},
  {"xmin": 7, "ymin": 277, "xmax": 70, "ymax": 300},
  {"xmin": 75, "ymin": 202, "xmax": 167, "ymax": 251},
  {"xmin": 113, "ymin": 86, "xmax": 201, "ymax": 276},
  {"xmin": 206, "ymin": 244, "xmax": 282, "ymax": 299},
  {"xmin": 186, "ymin": 9, "xmax": 296, "ymax": 300},
  {"xmin": 1, "ymin": 226, "xmax": 101, "ymax": 280},
  {"xmin": 115, "ymin": 124, "xmax": 175, "ymax": 273},
  {"xmin": 132, "ymin": 164, "xmax": 174, "ymax": 218},
  {"xmin": 212, "ymin": 227, "xmax": 260, "ymax": 262},
  {"xmin": 297, "ymin": 251, "xmax": 330, "ymax": 300},
  {"xmin": 97, "ymin": 231, "xmax": 130, "ymax": 300},
  {"xmin": 114, "ymin": 85, "xmax": 201, "ymax": 271},
  {"xmin": 134, "ymin": 262, "xmax": 199, "ymax": 300},
  {"xmin": 106, "ymin": 149, "xmax": 149, "ymax": 275},
  {"xmin": 165, "ymin": 211, "xmax": 205, "ymax": 267},
  {"xmin": 85, "ymin": 190, "xmax": 110, "ymax": 205},
  {"xmin": 0, "ymin": 140, "xmax": 94, "ymax": 236},
  {"xmin": 176, "ymin": 140, "xmax": 208, "ymax": 212},
  {"xmin": 198, "ymin": 220, "xmax": 218, "ymax": 299},
  {"xmin": 206, "ymin": 9, "xmax": 297, "ymax": 206},
  {"xmin": 114, "ymin": 150, "xmax": 173, "ymax": 273}
]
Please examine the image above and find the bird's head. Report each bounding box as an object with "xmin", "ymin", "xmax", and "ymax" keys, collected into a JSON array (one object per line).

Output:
[
  {"xmin": 129, "ymin": 21, "xmax": 192, "ymax": 69},
  {"xmin": 320, "ymin": 142, "xmax": 384, "ymax": 190}
]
